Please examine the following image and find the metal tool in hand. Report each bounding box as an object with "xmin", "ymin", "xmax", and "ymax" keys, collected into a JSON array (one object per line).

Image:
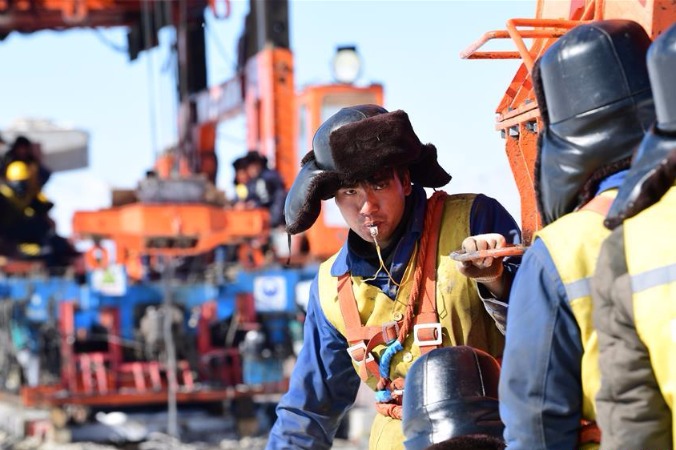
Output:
[{"xmin": 450, "ymin": 244, "xmax": 527, "ymax": 262}]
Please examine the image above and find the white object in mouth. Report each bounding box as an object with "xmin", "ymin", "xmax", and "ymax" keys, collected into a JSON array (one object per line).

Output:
[{"xmin": 368, "ymin": 225, "xmax": 379, "ymax": 238}]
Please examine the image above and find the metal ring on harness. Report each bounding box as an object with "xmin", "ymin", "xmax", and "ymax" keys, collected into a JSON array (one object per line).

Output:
[{"xmin": 413, "ymin": 323, "xmax": 442, "ymax": 347}]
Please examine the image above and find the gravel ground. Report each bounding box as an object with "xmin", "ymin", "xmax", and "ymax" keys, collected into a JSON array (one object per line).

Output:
[
  {"xmin": 0, "ymin": 384, "xmax": 376, "ymax": 450},
  {"xmin": 2, "ymin": 433, "xmax": 365, "ymax": 450},
  {"xmin": 0, "ymin": 408, "xmax": 371, "ymax": 450}
]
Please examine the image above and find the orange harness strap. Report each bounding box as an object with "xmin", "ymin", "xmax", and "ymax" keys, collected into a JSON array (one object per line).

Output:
[
  {"xmin": 578, "ymin": 420, "xmax": 601, "ymax": 445},
  {"xmin": 337, "ymin": 192, "xmax": 447, "ymax": 384},
  {"xmin": 338, "ymin": 274, "xmax": 402, "ymax": 382}
]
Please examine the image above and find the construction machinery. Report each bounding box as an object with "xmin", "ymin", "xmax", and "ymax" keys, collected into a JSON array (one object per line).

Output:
[
  {"xmin": 462, "ymin": 0, "xmax": 676, "ymax": 244},
  {"xmin": 0, "ymin": 0, "xmax": 382, "ymax": 440}
]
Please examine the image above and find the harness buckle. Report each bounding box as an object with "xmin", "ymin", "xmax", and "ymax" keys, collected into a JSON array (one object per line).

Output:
[
  {"xmin": 413, "ymin": 323, "xmax": 442, "ymax": 347},
  {"xmin": 381, "ymin": 321, "xmax": 400, "ymax": 345},
  {"xmin": 346, "ymin": 341, "xmax": 374, "ymax": 364}
]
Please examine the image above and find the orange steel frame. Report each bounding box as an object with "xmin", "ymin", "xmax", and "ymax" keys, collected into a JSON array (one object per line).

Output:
[
  {"xmin": 244, "ymin": 47, "xmax": 297, "ymax": 189},
  {"xmin": 462, "ymin": 0, "xmax": 676, "ymax": 245},
  {"xmin": 73, "ymin": 204, "xmax": 268, "ymax": 257}
]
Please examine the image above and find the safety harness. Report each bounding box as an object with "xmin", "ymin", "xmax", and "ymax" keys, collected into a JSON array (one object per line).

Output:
[{"xmin": 337, "ymin": 191, "xmax": 447, "ymax": 419}]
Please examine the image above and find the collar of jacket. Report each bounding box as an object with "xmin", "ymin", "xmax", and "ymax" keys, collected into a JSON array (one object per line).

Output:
[{"xmin": 330, "ymin": 184, "xmax": 427, "ymax": 277}]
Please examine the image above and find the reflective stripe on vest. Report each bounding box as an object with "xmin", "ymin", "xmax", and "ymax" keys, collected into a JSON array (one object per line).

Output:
[
  {"xmin": 624, "ymin": 185, "xmax": 676, "ymax": 434},
  {"xmin": 535, "ymin": 189, "xmax": 617, "ymax": 426}
]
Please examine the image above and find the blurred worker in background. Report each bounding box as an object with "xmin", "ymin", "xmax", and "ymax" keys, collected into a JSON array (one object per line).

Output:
[
  {"xmin": 0, "ymin": 160, "xmax": 54, "ymax": 245},
  {"xmin": 267, "ymin": 104, "xmax": 521, "ymax": 449},
  {"xmin": 1, "ymin": 135, "xmax": 51, "ymax": 196},
  {"xmin": 401, "ymin": 346, "xmax": 505, "ymax": 450},
  {"xmin": 498, "ymin": 20, "xmax": 655, "ymax": 450},
  {"xmin": 593, "ymin": 22, "xmax": 676, "ymax": 450},
  {"xmin": 10, "ymin": 300, "xmax": 41, "ymax": 387},
  {"xmin": 244, "ymin": 150, "xmax": 287, "ymax": 228},
  {"xmin": 0, "ymin": 156, "xmax": 77, "ymax": 268},
  {"xmin": 232, "ymin": 156, "xmax": 251, "ymax": 207}
]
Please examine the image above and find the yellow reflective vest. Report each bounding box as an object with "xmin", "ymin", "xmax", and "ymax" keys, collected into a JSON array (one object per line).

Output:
[
  {"xmin": 624, "ymin": 185, "xmax": 676, "ymax": 440},
  {"xmin": 535, "ymin": 190, "xmax": 617, "ymax": 449}
]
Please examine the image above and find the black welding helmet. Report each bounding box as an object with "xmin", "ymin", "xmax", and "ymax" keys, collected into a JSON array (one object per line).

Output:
[
  {"xmin": 402, "ymin": 346, "xmax": 504, "ymax": 450},
  {"xmin": 605, "ymin": 22, "xmax": 676, "ymax": 229},
  {"xmin": 533, "ymin": 20, "xmax": 655, "ymax": 225}
]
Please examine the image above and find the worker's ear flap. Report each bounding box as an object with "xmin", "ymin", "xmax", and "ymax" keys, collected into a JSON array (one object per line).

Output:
[
  {"xmin": 605, "ymin": 128, "xmax": 676, "ymax": 229},
  {"xmin": 284, "ymin": 157, "xmax": 341, "ymax": 235}
]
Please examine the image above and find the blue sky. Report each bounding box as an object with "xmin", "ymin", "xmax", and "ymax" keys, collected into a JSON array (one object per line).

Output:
[{"xmin": 0, "ymin": 0, "xmax": 536, "ymax": 236}]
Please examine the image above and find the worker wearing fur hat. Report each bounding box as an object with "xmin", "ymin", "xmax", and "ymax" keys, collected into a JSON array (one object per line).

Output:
[
  {"xmin": 593, "ymin": 22, "xmax": 676, "ymax": 450},
  {"xmin": 266, "ymin": 104, "xmax": 521, "ymax": 450},
  {"xmin": 498, "ymin": 20, "xmax": 655, "ymax": 450}
]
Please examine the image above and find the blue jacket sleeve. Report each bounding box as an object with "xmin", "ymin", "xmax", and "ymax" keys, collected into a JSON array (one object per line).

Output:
[
  {"xmin": 469, "ymin": 193, "xmax": 522, "ymax": 280},
  {"xmin": 266, "ymin": 276, "xmax": 361, "ymax": 450},
  {"xmin": 499, "ymin": 239, "xmax": 584, "ymax": 450},
  {"xmin": 468, "ymin": 194, "xmax": 522, "ymax": 329}
]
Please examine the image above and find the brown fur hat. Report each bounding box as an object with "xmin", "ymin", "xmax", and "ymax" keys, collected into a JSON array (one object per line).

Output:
[{"xmin": 284, "ymin": 105, "xmax": 451, "ymax": 235}]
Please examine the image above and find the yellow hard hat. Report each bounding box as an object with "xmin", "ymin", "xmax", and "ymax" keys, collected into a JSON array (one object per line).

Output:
[
  {"xmin": 235, "ymin": 183, "xmax": 248, "ymax": 200},
  {"xmin": 6, "ymin": 161, "xmax": 30, "ymax": 182}
]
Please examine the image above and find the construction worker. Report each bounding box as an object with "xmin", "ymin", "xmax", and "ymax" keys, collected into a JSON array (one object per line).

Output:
[
  {"xmin": 0, "ymin": 160, "xmax": 54, "ymax": 245},
  {"xmin": 267, "ymin": 104, "xmax": 521, "ymax": 449},
  {"xmin": 1, "ymin": 135, "xmax": 51, "ymax": 197},
  {"xmin": 244, "ymin": 150, "xmax": 287, "ymax": 228},
  {"xmin": 401, "ymin": 346, "xmax": 505, "ymax": 450},
  {"xmin": 232, "ymin": 156, "xmax": 251, "ymax": 207},
  {"xmin": 498, "ymin": 20, "xmax": 655, "ymax": 450},
  {"xmin": 593, "ymin": 22, "xmax": 676, "ymax": 450}
]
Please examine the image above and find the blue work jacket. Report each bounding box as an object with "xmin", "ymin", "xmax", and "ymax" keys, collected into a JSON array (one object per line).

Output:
[{"xmin": 499, "ymin": 171, "xmax": 626, "ymax": 450}]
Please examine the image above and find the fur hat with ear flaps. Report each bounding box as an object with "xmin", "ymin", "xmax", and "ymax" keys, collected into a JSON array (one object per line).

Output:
[{"xmin": 284, "ymin": 104, "xmax": 452, "ymax": 235}]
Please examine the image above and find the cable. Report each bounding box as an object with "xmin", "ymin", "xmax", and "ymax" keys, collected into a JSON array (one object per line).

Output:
[
  {"xmin": 92, "ymin": 28, "xmax": 128, "ymax": 54},
  {"xmin": 362, "ymin": 225, "xmax": 400, "ymax": 287}
]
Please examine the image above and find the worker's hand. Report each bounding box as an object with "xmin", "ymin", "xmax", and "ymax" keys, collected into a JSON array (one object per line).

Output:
[{"xmin": 455, "ymin": 233, "xmax": 505, "ymax": 283}]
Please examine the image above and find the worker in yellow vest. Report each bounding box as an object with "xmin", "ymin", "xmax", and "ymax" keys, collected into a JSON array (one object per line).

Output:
[
  {"xmin": 593, "ymin": 22, "xmax": 676, "ymax": 450},
  {"xmin": 498, "ymin": 20, "xmax": 655, "ymax": 450},
  {"xmin": 267, "ymin": 104, "xmax": 521, "ymax": 449}
]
